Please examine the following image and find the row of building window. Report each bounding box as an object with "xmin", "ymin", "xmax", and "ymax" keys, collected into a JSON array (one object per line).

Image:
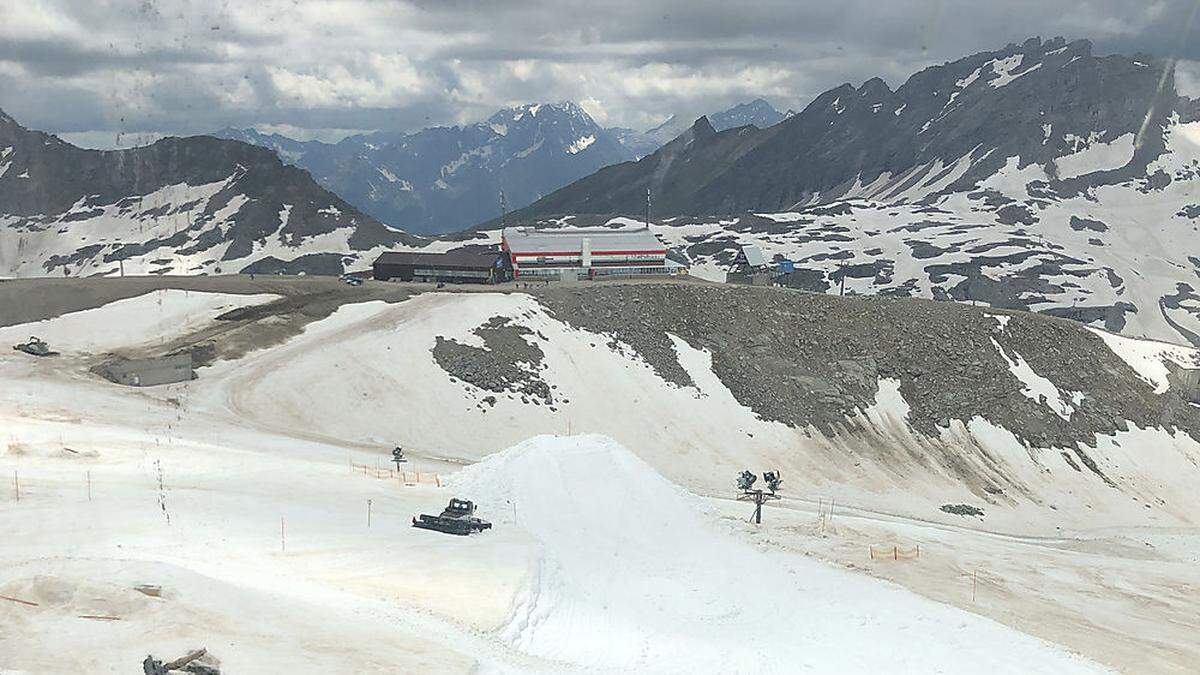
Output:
[{"xmin": 517, "ymin": 265, "xmax": 676, "ymax": 278}]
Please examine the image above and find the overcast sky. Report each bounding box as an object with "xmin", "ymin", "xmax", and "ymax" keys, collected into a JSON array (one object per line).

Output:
[{"xmin": 2, "ymin": 0, "xmax": 1199, "ymax": 148}]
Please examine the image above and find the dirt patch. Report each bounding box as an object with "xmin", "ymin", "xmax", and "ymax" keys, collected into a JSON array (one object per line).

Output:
[{"xmin": 940, "ymin": 503, "xmax": 986, "ymax": 517}]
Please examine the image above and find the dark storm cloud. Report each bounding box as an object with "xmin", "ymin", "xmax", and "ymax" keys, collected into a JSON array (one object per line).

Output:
[{"xmin": 1, "ymin": 0, "xmax": 1198, "ymax": 146}]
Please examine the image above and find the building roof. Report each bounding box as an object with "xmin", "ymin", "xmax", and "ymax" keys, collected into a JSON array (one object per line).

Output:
[
  {"xmin": 374, "ymin": 246, "xmax": 505, "ymax": 270},
  {"xmin": 740, "ymin": 244, "xmax": 767, "ymax": 267},
  {"xmin": 502, "ymin": 226, "xmax": 666, "ymax": 255}
]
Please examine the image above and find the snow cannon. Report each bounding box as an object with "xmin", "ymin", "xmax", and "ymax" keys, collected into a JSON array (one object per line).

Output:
[
  {"xmin": 12, "ymin": 336, "xmax": 57, "ymax": 357},
  {"xmin": 763, "ymin": 471, "xmax": 782, "ymax": 494},
  {"xmin": 736, "ymin": 470, "xmax": 757, "ymax": 492},
  {"xmin": 412, "ymin": 498, "xmax": 492, "ymax": 536}
]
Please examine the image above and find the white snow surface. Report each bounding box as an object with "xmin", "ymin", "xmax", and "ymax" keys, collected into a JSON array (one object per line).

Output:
[
  {"xmin": 1085, "ymin": 326, "xmax": 1200, "ymax": 393},
  {"xmin": 4, "ymin": 290, "xmax": 1200, "ymax": 672},
  {"xmin": 1054, "ymin": 133, "xmax": 1135, "ymax": 177},
  {"xmin": 0, "ymin": 289, "xmax": 278, "ymax": 354},
  {"xmin": 565, "ymin": 134, "xmax": 595, "ymax": 154},
  {"xmin": 452, "ymin": 434, "xmax": 1102, "ymax": 674},
  {"xmin": 991, "ymin": 338, "xmax": 1083, "ymax": 420}
]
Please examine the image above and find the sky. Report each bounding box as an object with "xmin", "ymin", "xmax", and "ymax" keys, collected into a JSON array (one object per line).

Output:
[{"xmin": 2, "ymin": 0, "xmax": 1199, "ymax": 148}]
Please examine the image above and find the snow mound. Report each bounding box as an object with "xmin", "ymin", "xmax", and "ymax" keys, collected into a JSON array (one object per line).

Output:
[{"xmin": 452, "ymin": 435, "xmax": 1102, "ymax": 674}]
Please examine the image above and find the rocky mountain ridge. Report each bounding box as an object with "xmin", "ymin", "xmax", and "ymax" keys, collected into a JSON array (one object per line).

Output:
[
  {"xmin": 498, "ymin": 37, "xmax": 1200, "ymax": 348},
  {"xmin": 0, "ymin": 110, "xmax": 426, "ymax": 278},
  {"xmin": 215, "ymin": 99, "xmax": 791, "ymax": 235}
]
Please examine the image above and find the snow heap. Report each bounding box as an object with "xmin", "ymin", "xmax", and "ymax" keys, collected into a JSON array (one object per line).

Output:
[{"xmin": 452, "ymin": 434, "xmax": 1102, "ymax": 674}]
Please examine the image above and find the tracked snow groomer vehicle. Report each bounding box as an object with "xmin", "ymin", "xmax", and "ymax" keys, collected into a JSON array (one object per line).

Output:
[
  {"xmin": 12, "ymin": 336, "xmax": 57, "ymax": 357},
  {"xmin": 412, "ymin": 498, "xmax": 492, "ymax": 536}
]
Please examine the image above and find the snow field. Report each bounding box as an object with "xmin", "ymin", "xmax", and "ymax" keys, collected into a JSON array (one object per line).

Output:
[
  {"xmin": 452, "ymin": 434, "xmax": 1104, "ymax": 673},
  {"xmin": 2, "ymin": 288, "xmax": 1199, "ymax": 672},
  {"xmin": 0, "ymin": 289, "xmax": 279, "ymax": 354}
]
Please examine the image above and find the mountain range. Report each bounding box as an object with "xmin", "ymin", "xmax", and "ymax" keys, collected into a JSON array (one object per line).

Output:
[
  {"xmin": 7, "ymin": 36, "xmax": 1200, "ymax": 349},
  {"xmin": 0, "ymin": 108, "xmax": 426, "ymax": 278},
  {"xmin": 214, "ymin": 99, "xmax": 791, "ymax": 236},
  {"xmin": 503, "ymin": 37, "xmax": 1200, "ymax": 348}
]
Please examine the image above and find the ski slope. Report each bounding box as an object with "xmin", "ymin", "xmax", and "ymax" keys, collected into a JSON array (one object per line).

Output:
[
  {"xmin": 3, "ymin": 285, "xmax": 1198, "ymax": 672},
  {"xmin": 454, "ymin": 435, "xmax": 1101, "ymax": 673}
]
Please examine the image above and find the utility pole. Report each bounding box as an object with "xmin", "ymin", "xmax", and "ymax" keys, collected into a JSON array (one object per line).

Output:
[
  {"xmin": 645, "ymin": 188, "xmax": 651, "ymax": 230},
  {"xmin": 499, "ymin": 191, "xmax": 509, "ymax": 228}
]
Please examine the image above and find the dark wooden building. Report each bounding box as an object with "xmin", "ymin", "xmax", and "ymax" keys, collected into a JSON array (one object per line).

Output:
[{"xmin": 373, "ymin": 247, "xmax": 511, "ymax": 284}]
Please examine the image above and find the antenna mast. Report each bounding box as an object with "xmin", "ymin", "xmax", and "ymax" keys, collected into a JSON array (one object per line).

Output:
[{"xmin": 645, "ymin": 187, "xmax": 651, "ymax": 230}]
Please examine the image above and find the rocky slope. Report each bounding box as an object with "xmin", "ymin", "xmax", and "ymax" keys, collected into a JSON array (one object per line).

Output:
[
  {"xmin": 0, "ymin": 109, "xmax": 429, "ymax": 278},
  {"xmin": 514, "ymin": 38, "xmax": 1174, "ymax": 217}
]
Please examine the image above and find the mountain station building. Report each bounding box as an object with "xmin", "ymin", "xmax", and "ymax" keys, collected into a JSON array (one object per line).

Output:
[
  {"xmin": 501, "ymin": 226, "xmax": 676, "ymax": 279},
  {"xmin": 373, "ymin": 247, "xmax": 511, "ymax": 284}
]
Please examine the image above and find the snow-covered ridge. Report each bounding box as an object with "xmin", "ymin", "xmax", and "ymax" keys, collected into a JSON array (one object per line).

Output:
[{"xmin": 654, "ymin": 111, "xmax": 1200, "ymax": 349}]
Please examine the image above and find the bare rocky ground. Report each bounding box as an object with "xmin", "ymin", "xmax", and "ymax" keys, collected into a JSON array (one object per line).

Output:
[
  {"xmin": 534, "ymin": 284, "xmax": 1200, "ymax": 497},
  {"xmin": 432, "ymin": 316, "xmax": 557, "ymax": 409}
]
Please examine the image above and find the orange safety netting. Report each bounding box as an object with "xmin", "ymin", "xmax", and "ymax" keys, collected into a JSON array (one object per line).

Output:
[{"xmin": 868, "ymin": 545, "xmax": 921, "ymax": 560}]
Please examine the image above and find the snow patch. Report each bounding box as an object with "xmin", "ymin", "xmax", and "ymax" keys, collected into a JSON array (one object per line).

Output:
[
  {"xmin": 989, "ymin": 54, "xmax": 1042, "ymax": 88},
  {"xmin": 566, "ymin": 134, "xmax": 596, "ymax": 154},
  {"xmin": 991, "ymin": 338, "xmax": 1083, "ymax": 420},
  {"xmin": 514, "ymin": 138, "xmax": 545, "ymax": 159},
  {"xmin": 1085, "ymin": 327, "xmax": 1200, "ymax": 394},
  {"xmin": 1055, "ymin": 134, "xmax": 1135, "ymax": 178},
  {"xmin": 0, "ymin": 289, "xmax": 279, "ymax": 354}
]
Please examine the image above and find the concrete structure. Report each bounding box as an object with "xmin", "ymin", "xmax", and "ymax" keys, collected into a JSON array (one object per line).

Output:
[
  {"xmin": 99, "ymin": 353, "xmax": 194, "ymax": 387},
  {"xmin": 373, "ymin": 247, "xmax": 510, "ymax": 284},
  {"xmin": 1174, "ymin": 368, "xmax": 1200, "ymax": 404},
  {"xmin": 501, "ymin": 227, "xmax": 676, "ymax": 279}
]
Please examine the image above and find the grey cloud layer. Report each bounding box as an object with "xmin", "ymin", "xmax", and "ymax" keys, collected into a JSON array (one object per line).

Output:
[{"xmin": 1, "ymin": 0, "xmax": 1196, "ymax": 144}]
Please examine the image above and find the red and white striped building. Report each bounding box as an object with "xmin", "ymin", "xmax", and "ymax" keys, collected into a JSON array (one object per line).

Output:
[{"xmin": 501, "ymin": 226, "xmax": 677, "ymax": 279}]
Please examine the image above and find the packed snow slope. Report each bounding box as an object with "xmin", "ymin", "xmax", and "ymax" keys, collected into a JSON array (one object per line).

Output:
[
  {"xmin": 2, "ymin": 277, "xmax": 1197, "ymax": 671},
  {"xmin": 450, "ymin": 435, "xmax": 1100, "ymax": 673}
]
